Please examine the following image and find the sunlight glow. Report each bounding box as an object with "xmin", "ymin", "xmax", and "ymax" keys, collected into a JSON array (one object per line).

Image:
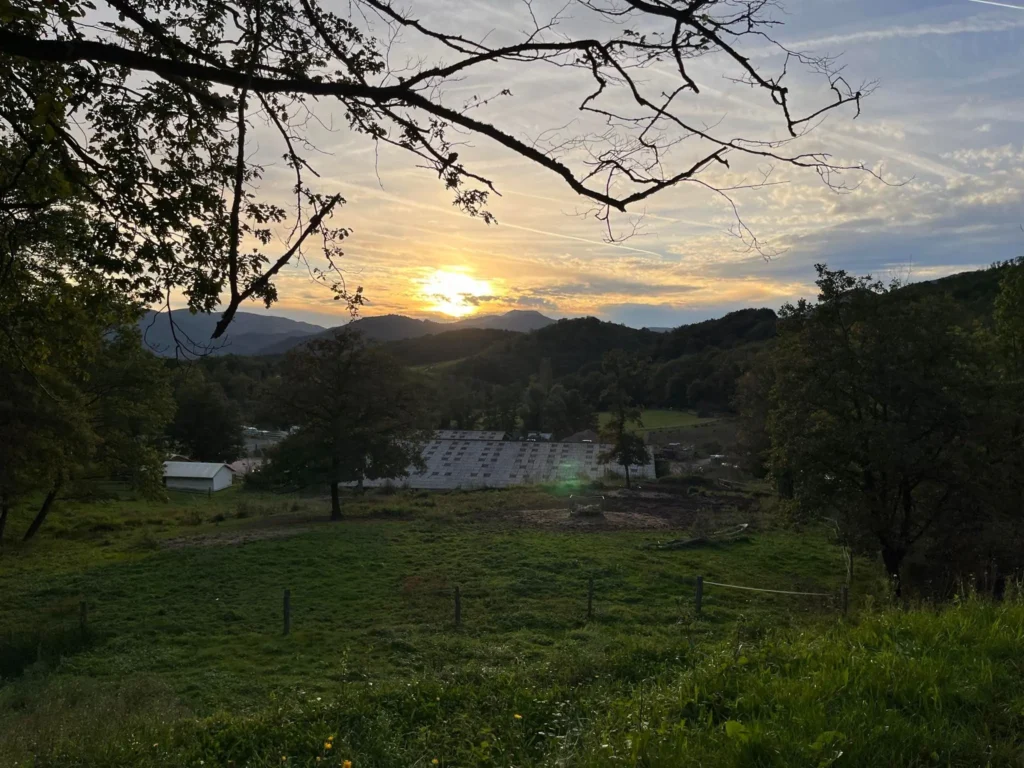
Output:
[{"xmin": 420, "ymin": 269, "xmax": 497, "ymax": 318}]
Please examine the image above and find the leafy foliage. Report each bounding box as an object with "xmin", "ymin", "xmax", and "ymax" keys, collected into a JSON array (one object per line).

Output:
[
  {"xmin": 266, "ymin": 331, "xmax": 428, "ymax": 518},
  {"xmin": 167, "ymin": 373, "xmax": 245, "ymax": 462},
  {"xmin": 764, "ymin": 264, "xmax": 1019, "ymax": 593}
]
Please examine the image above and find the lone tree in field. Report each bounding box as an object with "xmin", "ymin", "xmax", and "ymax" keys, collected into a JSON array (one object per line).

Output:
[
  {"xmin": 270, "ymin": 332, "xmax": 426, "ymax": 520},
  {"xmin": 599, "ymin": 350, "xmax": 650, "ymax": 488},
  {"xmin": 2, "ymin": 0, "xmax": 878, "ymax": 350},
  {"xmin": 766, "ymin": 266, "xmax": 990, "ymax": 596}
]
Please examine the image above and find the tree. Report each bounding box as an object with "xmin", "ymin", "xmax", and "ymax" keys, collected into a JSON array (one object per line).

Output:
[
  {"xmin": 168, "ymin": 375, "xmax": 244, "ymax": 462},
  {"xmin": 520, "ymin": 383, "xmax": 548, "ymax": 433},
  {"xmin": 481, "ymin": 384, "xmax": 521, "ymax": 435},
  {"xmin": 599, "ymin": 350, "xmax": 650, "ymax": 488},
  {"xmin": 734, "ymin": 349, "xmax": 775, "ymax": 479},
  {"xmin": 995, "ymin": 257, "xmax": 1024, "ymax": 378},
  {"xmin": 542, "ymin": 384, "xmax": 598, "ymax": 440},
  {"xmin": 1, "ymin": 258, "xmax": 175, "ymax": 541},
  {"xmin": 269, "ymin": 331, "xmax": 427, "ymax": 520},
  {"xmin": 766, "ymin": 265, "xmax": 989, "ymax": 595},
  {"xmin": 1, "ymin": 0, "xmax": 876, "ymax": 345},
  {"xmin": 19, "ymin": 324, "xmax": 174, "ymax": 541}
]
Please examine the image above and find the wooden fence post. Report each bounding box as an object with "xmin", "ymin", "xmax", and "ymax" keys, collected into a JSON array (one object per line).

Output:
[
  {"xmin": 587, "ymin": 577, "xmax": 594, "ymax": 620},
  {"xmin": 283, "ymin": 589, "xmax": 291, "ymax": 636},
  {"xmin": 695, "ymin": 576, "xmax": 704, "ymax": 616},
  {"xmin": 79, "ymin": 600, "xmax": 88, "ymax": 637},
  {"xmin": 454, "ymin": 586, "xmax": 462, "ymax": 627},
  {"xmin": 840, "ymin": 585, "xmax": 849, "ymax": 617}
]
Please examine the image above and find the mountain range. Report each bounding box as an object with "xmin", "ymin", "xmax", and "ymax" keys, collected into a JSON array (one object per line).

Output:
[
  {"xmin": 139, "ymin": 266, "xmax": 1010, "ymax": 359},
  {"xmin": 140, "ymin": 309, "xmax": 555, "ymax": 357}
]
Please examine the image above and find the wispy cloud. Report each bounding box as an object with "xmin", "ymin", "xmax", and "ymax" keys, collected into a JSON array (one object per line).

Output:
[{"xmin": 782, "ymin": 16, "xmax": 1024, "ymax": 51}]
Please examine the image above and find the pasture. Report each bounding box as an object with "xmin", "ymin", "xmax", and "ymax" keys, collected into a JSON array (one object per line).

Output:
[{"xmin": 1, "ymin": 484, "xmax": 1021, "ymax": 766}]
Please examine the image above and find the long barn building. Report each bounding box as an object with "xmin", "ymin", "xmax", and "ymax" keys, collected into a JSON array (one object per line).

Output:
[{"xmin": 363, "ymin": 432, "xmax": 655, "ymax": 490}]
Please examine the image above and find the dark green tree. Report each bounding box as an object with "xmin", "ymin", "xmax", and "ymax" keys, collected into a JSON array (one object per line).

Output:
[
  {"xmin": 168, "ymin": 375, "xmax": 244, "ymax": 462},
  {"xmin": 767, "ymin": 265, "xmax": 990, "ymax": 594},
  {"xmin": 598, "ymin": 350, "xmax": 650, "ymax": 488},
  {"xmin": 481, "ymin": 384, "xmax": 520, "ymax": 435},
  {"xmin": 1, "ymin": 259, "xmax": 175, "ymax": 541},
  {"xmin": 269, "ymin": 332, "xmax": 427, "ymax": 520}
]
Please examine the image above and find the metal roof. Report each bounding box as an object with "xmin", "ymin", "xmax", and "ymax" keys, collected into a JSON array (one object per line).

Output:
[
  {"xmin": 362, "ymin": 439, "xmax": 655, "ymax": 490},
  {"xmin": 434, "ymin": 429, "xmax": 507, "ymax": 441},
  {"xmin": 163, "ymin": 461, "xmax": 231, "ymax": 479}
]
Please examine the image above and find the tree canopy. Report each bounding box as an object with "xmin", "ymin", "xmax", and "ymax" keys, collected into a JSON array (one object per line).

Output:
[
  {"xmin": 764, "ymin": 265, "xmax": 1009, "ymax": 594},
  {"xmin": 266, "ymin": 331, "xmax": 427, "ymax": 519},
  {"xmin": 1, "ymin": 0, "xmax": 876, "ymax": 346}
]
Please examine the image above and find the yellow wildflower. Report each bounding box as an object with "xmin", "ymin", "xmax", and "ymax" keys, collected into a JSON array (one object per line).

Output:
[
  {"xmin": 432, "ymin": 760, "xmax": 439, "ymax": 765},
  {"xmin": 343, "ymin": 761, "xmax": 353, "ymax": 768},
  {"xmin": 324, "ymin": 742, "xmax": 333, "ymax": 750},
  {"xmin": 514, "ymin": 714, "xmax": 523, "ymax": 720}
]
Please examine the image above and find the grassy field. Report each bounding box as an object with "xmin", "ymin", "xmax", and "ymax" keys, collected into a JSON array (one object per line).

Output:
[
  {"xmin": 598, "ymin": 409, "xmax": 716, "ymax": 432},
  {"xmin": 1, "ymin": 484, "xmax": 1021, "ymax": 766}
]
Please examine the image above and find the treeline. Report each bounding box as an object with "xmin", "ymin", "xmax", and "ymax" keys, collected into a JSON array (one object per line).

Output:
[{"xmin": 739, "ymin": 261, "xmax": 1024, "ymax": 597}]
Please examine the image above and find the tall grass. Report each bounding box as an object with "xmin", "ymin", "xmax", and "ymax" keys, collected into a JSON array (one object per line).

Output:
[{"xmin": 4, "ymin": 595, "xmax": 1022, "ymax": 767}]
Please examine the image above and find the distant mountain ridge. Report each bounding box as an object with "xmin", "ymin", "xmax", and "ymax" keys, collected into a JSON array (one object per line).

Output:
[
  {"xmin": 139, "ymin": 267, "xmax": 1006, "ymax": 358},
  {"xmin": 139, "ymin": 310, "xmax": 326, "ymax": 357},
  {"xmin": 140, "ymin": 309, "xmax": 555, "ymax": 357}
]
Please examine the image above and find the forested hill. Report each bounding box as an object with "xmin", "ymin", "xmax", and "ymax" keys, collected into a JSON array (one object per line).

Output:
[
  {"xmin": 140, "ymin": 310, "xmax": 325, "ymax": 357},
  {"xmin": 165, "ymin": 264, "xmax": 1012, "ymax": 423},
  {"xmin": 372, "ymin": 265, "xmax": 1011, "ymax": 415}
]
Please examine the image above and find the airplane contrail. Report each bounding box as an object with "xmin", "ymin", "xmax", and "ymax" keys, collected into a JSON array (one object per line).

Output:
[{"xmin": 968, "ymin": 0, "xmax": 1024, "ymax": 9}]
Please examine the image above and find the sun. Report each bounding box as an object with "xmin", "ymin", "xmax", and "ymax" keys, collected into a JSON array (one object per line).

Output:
[{"xmin": 420, "ymin": 269, "xmax": 495, "ymax": 318}]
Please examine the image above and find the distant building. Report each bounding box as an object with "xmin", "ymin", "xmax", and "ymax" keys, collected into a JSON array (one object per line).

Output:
[
  {"xmin": 228, "ymin": 458, "xmax": 264, "ymax": 476},
  {"xmin": 359, "ymin": 438, "xmax": 655, "ymax": 490},
  {"xmin": 525, "ymin": 432, "xmax": 554, "ymax": 442},
  {"xmin": 163, "ymin": 461, "xmax": 233, "ymax": 493},
  {"xmin": 562, "ymin": 429, "xmax": 599, "ymax": 443}
]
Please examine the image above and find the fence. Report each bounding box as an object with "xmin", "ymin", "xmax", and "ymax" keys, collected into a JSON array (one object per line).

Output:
[{"xmin": 257, "ymin": 575, "xmax": 850, "ymax": 635}]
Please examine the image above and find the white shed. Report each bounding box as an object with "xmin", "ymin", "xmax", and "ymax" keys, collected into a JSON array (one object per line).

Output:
[{"xmin": 163, "ymin": 461, "xmax": 233, "ymax": 493}]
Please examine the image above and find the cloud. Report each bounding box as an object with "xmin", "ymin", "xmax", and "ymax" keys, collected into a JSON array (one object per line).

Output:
[{"xmin": 780, "ymin": 16, "xmax": 1024, "ymax": 51}]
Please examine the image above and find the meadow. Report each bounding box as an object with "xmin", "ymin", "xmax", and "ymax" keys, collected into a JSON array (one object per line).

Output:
[{"xmin": 1, "ymin": 484, "xmax": 1022, "ymax": 766}]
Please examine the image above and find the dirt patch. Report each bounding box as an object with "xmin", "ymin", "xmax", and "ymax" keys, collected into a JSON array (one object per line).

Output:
[
  {"xmin": 161, "ymin": 514, "xmax": 327, "ymax": 549},
  {"xmin": 504, "ymin": 486, "xmax": 757, "ymax": 532},
  {"xmin": 513, "ymin": 508, "xmax": 673, "ymax": 530}
]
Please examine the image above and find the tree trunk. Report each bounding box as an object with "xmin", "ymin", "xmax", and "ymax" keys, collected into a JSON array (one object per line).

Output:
[
  {"xmin": 881, "ymin": 545, "xmax": 905, "ymax": 598},
  {"xmin": 624, "ymin": 463, "xmax": 631, "ymax": 490},
  {"xmin": 0, "ymin": 494, "xmax": 9, "ymax": 546},
  {"xmin": 330, "ymin": 481, "xmax": 342, "ymax": 521},
  {"xmin": 23, "ymin": 482, "xmax": 61, "ymax": 542}
]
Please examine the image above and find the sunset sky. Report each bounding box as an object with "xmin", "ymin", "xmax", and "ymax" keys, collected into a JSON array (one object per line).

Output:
[{"xmin": 241, "ymin": 0, "xmax": 1024, "ymax": 330}]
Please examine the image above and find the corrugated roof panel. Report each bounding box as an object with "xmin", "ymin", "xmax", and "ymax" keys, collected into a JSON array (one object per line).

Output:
[{"xmin": 364, "ymin": 439, "xmax": 655, "ymax": 490}]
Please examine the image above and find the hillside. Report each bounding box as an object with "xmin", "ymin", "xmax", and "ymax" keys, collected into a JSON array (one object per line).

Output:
[
  {"xmin": 139, "ymin": 310, "xmax": 325, "ymax": 357},
  {"xmin": 342, "ymin": 309, "xmax": 554, "ymax": 342},
  {"xmin": 252, "ymin": 309, "xmax": 556, "ymax": 355},
  {"xmin": 2, "ymin": 487, "xmax": 1021, "ymax": 766}
]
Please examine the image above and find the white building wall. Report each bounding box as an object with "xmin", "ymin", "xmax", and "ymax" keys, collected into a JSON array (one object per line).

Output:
[
  {"xmin": 166, "ymin": 477, "xmax": 213, "ymax": 493},
  {"xmin": 211, "ymin": 466, "xmax": 233, "ymax": 491},
  {"xmin": 165, "ymin": 468, "xmax": 233, "ymax": 493}
]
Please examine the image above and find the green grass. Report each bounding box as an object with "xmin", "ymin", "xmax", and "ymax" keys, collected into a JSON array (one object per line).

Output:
[
  {"xmin": 411, "ymin": 357, "xmax": 466, "ymax": 373},
  {"xmin": 598, "ymin": 409, "xmax": 716, "ymax": 432},
  {"xmin": 0, "ymin": 486, "xmax": 1020, "ymax": 766}
]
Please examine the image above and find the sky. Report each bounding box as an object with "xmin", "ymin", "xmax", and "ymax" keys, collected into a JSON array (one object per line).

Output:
[{"xmin": 237, "ymin": 0, "xmax": 1024, "ymax": 330}]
